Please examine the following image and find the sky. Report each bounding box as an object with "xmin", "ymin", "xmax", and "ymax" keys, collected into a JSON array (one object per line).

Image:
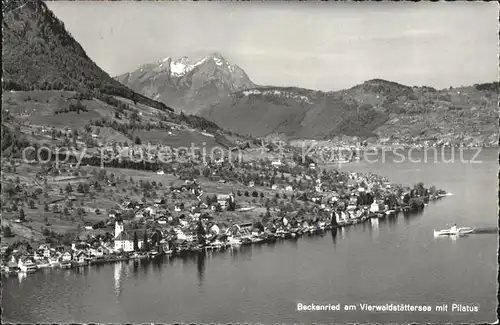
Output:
[{"xmin": 47, "ymin": 1, "xmax": 498, "ymax": 91}]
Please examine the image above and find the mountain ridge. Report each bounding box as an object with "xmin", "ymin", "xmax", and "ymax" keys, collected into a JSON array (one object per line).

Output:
[{"xmin": 118, "ymin": 49, "xmax": 498, "ymax": 144}]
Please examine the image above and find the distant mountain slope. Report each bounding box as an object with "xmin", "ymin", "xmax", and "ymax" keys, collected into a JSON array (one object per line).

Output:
[
  {"xmin": 201, "ymin": 79, "xmax": 498, "ymax": 144},
  {"xmin": 200, "ymin": 85, "xmax": 390, "ymax": 139},
  {"xmin": 116, "ymin": 53, "xmax": 255, "ymax": 114},
  {"xmin": 2, "ymin": 0, "xmax": 171, "ymax": 112}
]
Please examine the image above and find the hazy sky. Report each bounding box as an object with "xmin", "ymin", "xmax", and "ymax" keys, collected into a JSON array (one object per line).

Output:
[{"xmin": 47, "ymin": 1, "xmax": 498, "ymax": 91}]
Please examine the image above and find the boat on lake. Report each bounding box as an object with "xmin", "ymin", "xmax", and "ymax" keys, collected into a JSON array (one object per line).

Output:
[
  {"xmin": 36, "ymin": 260, "xmax": 51, "ymax": 269},
  {"xmin": 148, "ymin": 251, "xmax": 161, "ymax": 258},
  {"xmin": 434, "ymin": 225, "xmax": 474, "ymax": 236},
  {"xmin": 131, "ymin": 252, "xmax": 148, "ymax": 260}
]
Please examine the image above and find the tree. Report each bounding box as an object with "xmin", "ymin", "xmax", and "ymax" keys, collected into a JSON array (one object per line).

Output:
[
  {"xmin": 29, "ymin": 199, "xmax": 36, "ymax": 209},
  {"xmin": 134, "ymin": 136, "xmax": 142, "ymax": 145},
  {"xmin": 19, "ymin": 208, "xmax": 26, "ymax": 221},
  {"xmin": 72, "ymin": 129, "xmax": 78, "ymax": 148},
  {"xmin": 65, "ymin": 183, "xmax": 73, "ymax": 194},
  {"xmin": 197, "ymin": 219, "xmax": 206, "ymax": 245},
  {"xmin": 44, "ymin": 202, "xmax": 49, "ymax": 212},
  {"xmin": 2, "ymin": 226, "xmax": 14, "ymax": 237},
  {"xmin": 133, "ymin": 232, "xmax": 139, "ymax": 251},
  {"xmin": 143, "ymin": 232, "xmax": 149, "ymax": 251}
]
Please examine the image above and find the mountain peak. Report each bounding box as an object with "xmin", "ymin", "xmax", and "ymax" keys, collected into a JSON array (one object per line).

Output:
[
  {"xmin": 116, "ymin": 52, "xmax": 255, "ymax": 113},
  {"xmin": 207, "ymin": 52, "xmax": 225, "ymax": 60}
]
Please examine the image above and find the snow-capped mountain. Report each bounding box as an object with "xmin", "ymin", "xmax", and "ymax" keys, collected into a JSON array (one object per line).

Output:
[{"xmin": 115, "ymin": 52, "xmax": 255, "ymax": 114}]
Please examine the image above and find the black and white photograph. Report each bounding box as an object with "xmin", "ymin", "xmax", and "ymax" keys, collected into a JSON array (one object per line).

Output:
[{"xmin": 1, "ymin": 1, "xmax": 498, "ymax": 324}]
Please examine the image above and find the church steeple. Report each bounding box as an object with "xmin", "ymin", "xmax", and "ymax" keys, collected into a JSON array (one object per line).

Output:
[{"xmin": 114, "ymin": 217, "xmax": 124, "ymax": 239}]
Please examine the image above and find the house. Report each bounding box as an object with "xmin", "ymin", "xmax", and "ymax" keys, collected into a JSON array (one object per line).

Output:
[
  {"xmin": 157, "ymin": 217, "xmax": 167, "ymax": 225},
  {"xmin": 209, "ymin": 223, "xmax": 220, "ymax": 235},
  {"xmin": 248, "ymin": 181, "xmax": 255, "ymax": 188},
  {"xmin": 72, "ymin": 242, "xmax": 90, "ymax": 252},
  {"xmin": 89, "ymin": 246, "xmax": 105, "ymax": 258},
  {"xmin": 61, "ymin": 251, "xmax": 73, "ymax": 262},
  {"xmin": 217, "ymin": 193, "xmax": 234, "ymax": 210},
  {"xmin": 176, "ymin": 230, "xmax": 195, "ymax": 242},
  {"xmin": 271, "ymin": 160, "xmax": 282, "ymax": 167},
  {"xmin": 84, "ymin": 222, "xmax": 93, "ymax": 230},
  {"xmin": 75, "ymin": 251, "xmax": 90, "ymax": 264},
  {"xmin": 271, "ymin": 184, "xmax": 278, "ymax": 190},
  {"xmin": 154, "ymin": 198, "xmax": 166, "ymax": 206},
  {"xmin": 157, "ymin": 170, "xmax": 165, "ymax": 175},
  {"xmin": 285, "ymin": 185, "xmax": 293, "ymax": 192},
  {"xmin": 237, "ymin": 222, "xmax": 253, "ymax": 236},
  {"xmin": 33, "ymin": 249, "xmax": 45, "ymax": 261}
]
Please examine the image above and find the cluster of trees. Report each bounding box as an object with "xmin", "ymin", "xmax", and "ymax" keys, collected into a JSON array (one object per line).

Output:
[
  {"xmin": 54, "ymin": 99, "xmax": 88, "ymax": 115},
  {"xmin": 1, "ymin": 225, "xmax": 14, "ymax": 237},
  {"xmin": 87, "ymin": 117, "xmax": 173, "ymax": 140},
  {"xmin": 332, "ymin": 108, "xmax": 389, "ymax": 138},
  {"xmin": 474, "ymin": 82, "xmax": 499, "ymax": 92},
  {"xmin": 174, "ymin": 112, "xmax": 220, "ymax": 133},
  {"xmin": 1, "ymin": 124, "xmax": 31, "ymax": 157}
]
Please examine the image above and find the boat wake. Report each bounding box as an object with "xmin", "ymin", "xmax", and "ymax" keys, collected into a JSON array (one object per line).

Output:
[{"xmin": 471, "ymin": 227, "xmax": 498, "ymax": 234}]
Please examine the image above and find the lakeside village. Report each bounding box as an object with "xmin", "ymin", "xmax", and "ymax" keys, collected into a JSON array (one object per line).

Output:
[{"xmin": 0, "ymin": 145, "xmax": 450, "ymax": 276}]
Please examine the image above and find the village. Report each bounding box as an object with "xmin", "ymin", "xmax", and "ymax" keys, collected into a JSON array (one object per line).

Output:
[{"xmin": 0, "ymin": 143, "xmax": 449, "ymax": 276}]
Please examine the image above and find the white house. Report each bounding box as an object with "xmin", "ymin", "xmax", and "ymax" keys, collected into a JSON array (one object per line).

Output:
[
  {"xmin": 210, "ymin": 224, "xmax": 220, "ymax": 235},
  {"xmin": 217, "ymin": 193, "xmax": 234, "ymax": 210},
  {"xmin": 369, "ymin": 202, "xmax": 380, "ymax": 213},
  {"xmin": 61, "ymin": 251, "xmax": 73, "ymax": 262},
  {"xmin": 271, "ymin": 160, "xmax": 282, "ymax": 168}
]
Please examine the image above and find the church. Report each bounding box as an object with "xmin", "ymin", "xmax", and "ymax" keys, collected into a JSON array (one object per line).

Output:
[{"xmin": 114, "ymin": 217, "xmax": 144, "ymax": 252}]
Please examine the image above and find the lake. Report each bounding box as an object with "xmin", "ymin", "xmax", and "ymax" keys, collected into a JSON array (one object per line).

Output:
[{"xmin": 2, "ymin": 148, "xmax": 498, "ymax": 323}]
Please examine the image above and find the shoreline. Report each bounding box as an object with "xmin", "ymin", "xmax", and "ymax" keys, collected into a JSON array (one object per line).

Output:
[{"xmin": 1, "ymin": 199, "xmax": 446, "ymax": 277}]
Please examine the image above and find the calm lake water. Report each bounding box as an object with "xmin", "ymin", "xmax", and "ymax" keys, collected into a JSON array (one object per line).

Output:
[{"xmin": 3, "ymin": 148, "xmax": 498, "ymax": 323}]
